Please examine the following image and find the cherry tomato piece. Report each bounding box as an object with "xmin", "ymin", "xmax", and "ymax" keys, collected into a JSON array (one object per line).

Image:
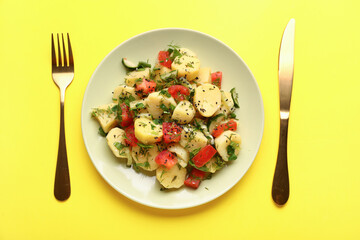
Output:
[
  {"xmin": 124, "ymin": 124, "xmax": 138, "ymax": 147},
  {"xmin": 162, "ymin": 122, "xmax": 182, "ymax": 143},
  {"xmin": 211, "ymin": 71, "xmax": 222, "ymax": 89},
  {"xmin": 168, "ymin": 85, "xmax": 190, "ymax": 102},
  {"xmin": 212, "ymin": 120, "xmax": 237, "ymax": 138},
  {"xmin": 192, "ymin": 145, "xmax": 217, "ymax": 168},
  {"xmin": 158, "ymin": 51, "xmax": 172, "ymax": 68},
  {"xmin": 155, "ymin": 150, "xmax": 178, "ymax": 169}
]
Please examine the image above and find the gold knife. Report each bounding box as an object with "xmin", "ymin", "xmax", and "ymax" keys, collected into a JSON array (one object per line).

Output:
[{"xmin": 272, "ymin": 19, "xmax": 295, "ymax": 206}]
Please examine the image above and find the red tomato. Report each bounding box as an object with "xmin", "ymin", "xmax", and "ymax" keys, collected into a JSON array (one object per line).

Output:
[
  {"xmin": 119, "ymin": 103, "xmax": 133, "ymax": 128},
  {"xmin": 212, "ymin": 120, "xmax": 237, "ymax": 138},
  {"xmin": 211, "ymin": 71, "xmax": 222, "ymax": 89},
  {"xmin": 168, "ymin": 85, "xmax": 190, "ymax": 102},
  {"xmin": 135, "ymin": 78, "xmax": 156, "ymax": 97},
  {"xmin": 184, "ymin": 169, "xmax": 207, "ymax": 189},
  {"xmin": 155, "ymin": 150, "xmax": 178, "ymax": 169},
  {"xmin": 158, "ymin": 51, "xmax": 172, "ymax": 68},
  {"xmin": 162, "ymin": 122, "xmax": 182, "ymax": 143},
  {"xmin": 192, "ymin": 145, "xmax": 217, "ymax": 168},
  {"xmin": 124, "ymin": 124, "xmax": 138, "ymax": 147},
  {"xmin": 184, "ymin": 177, "xmax": 200, "ymax": 189}
]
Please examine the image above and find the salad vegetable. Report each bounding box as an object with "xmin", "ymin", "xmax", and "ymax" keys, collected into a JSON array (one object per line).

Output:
[{"xmin": 91, "ymin": 44, "xmax": 241, "ymax": 190}]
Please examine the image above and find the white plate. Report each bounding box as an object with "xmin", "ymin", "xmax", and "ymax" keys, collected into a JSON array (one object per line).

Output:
[{"xmin": 81, "ymin": 28, "xmax": 264, "ymax": 209}]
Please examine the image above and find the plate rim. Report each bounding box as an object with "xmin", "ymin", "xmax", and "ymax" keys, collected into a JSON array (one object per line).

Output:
[{"xmin": 81, "ymin": 27, "xmax": 264, "ymax": 209}]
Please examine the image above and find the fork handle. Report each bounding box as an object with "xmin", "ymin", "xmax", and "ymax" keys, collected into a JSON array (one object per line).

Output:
[
  {"xmin": 54, "ymin": 101, "xmax": 71, "ymax": 201},
  {"xmin": 272, "ymin": 118, "xmax": 290, "ymax": 205}
]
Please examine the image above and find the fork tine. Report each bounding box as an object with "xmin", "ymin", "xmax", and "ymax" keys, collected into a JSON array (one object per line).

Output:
[
  {"xmin": 57, "ymin": 33, "xmax": 62, "ymax": 66},
  {"xmin": 61, "ymin": 34, "xmax": 68, "ymax": 67},
  {"xmin": 67, "ymin": 33, "xmax": 74, "ymax": 67},
  {"xmin": 51, "ymin": 34, "xmax": 57, "ymax": 67}
]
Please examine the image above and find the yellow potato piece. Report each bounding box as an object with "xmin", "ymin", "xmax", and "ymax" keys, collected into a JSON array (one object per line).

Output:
[
  {"xmin": 156, "ymin": 165, "xmax": 187, "ymax": 189},
  {"xmin": 134, "ymin": 117, "xmax": 163, "ymax": 144},
  {"xmin": 179, "ymin": 127, "xmax": 208, "ymax": 152},
  {"xmin": 106, "ymin": 127, "xmax": 129, "ymax": 158},
  {"xmin": 92, "ymin": 103, "xmax": 118, "ymax": 133},
  {"xmin": 197, "ymin": 67, "xmax": 211, "ymax": 85},
  {"xmin": 214, "ymin": 130, "xmax": 241, "ymax": 162},
  {"xmin": 145, "ymin": 91, "xmax": 177, "ymax": 119},
  {"xmin": 171, "ymin": 55, "xmax": 200, "ymax": 81},
  {"xmin": 131, "ymin": 144, "xmax": 160, "ymax": 171},
  {"xmin": 124, "ymin": 68, "xmax": 150, "ymax": 87},
  {"xmin": 194, "ymin": 84, "xmax": 221, "ymax": 117},
  {"xmin": 112, "ymin": 85, "xmax": 139, "ymax": 102},
  {"xmin": 171, "ymin": 100, "xmax": 195, "ymax": 124}
]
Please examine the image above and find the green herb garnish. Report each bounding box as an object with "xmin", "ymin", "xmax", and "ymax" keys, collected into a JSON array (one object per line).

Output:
[
  {"xmin": 98, "ymin": 127, "xmax": 107, "ymax": 137},
  {"xmin": 137, "ymin": 143, "xmax": 154, "ymax": 148}
]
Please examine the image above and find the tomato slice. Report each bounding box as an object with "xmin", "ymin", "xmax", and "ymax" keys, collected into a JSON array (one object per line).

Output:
[
  {"xmin": 211, "ymin": 71, "xmax": 222, "ymax": 89},
  {"xmin": 124, "ymin": 124, "xmax": 138, "ymax": 147},
  {"xmin": 168, "ymin": 85, "xmax": 190, "ymax": 102},
  {"xmin": 135, "ymin": 78, "xmax": 156, "ymax": 97},
  {"xmin": 162, "ymin": 122, "xmax": 182, "ymax": 143},
  {"xmin": 184, "ymin": 177, "xmax": 200, "ymax": 189},
  {"xmin": 184, "ymin": 168, "xmax": 207, "ymax": 189},
  {"xmin": 155, "ymin": 150, "xmax": 178, "ymax": 169},
  {"xmin": 212, "ymin": 120, "xmax": 237, "ymax": 138},
  {"xmin": 119, "ymin": 103, "xmax": 133, "ymax": 128},
  {"xmin": 192, "ymin": 145, "xmax": 217, "ymax": 168},
  {"xmin": 158, "ymin": 51, "xmax": 172, "ymax": 68}
]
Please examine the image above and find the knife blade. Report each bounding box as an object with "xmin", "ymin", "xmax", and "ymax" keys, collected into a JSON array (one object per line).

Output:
[{"xmin": 272, "ymin": 18, "xmax": 295, "ymax": 206}]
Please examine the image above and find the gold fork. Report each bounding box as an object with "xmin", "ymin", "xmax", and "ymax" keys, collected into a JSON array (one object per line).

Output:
[{"xmin": 51, "ymin": 33, "xmax": 74, "ymax": 201}]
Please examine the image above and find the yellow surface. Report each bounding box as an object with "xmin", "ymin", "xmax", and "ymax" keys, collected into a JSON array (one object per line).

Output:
[{"xmin": 1, "ymin": 0, "xmax": 359, "ymax": 239}]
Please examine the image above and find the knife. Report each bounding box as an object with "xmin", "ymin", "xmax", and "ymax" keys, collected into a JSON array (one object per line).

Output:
[{"xmin": 272, "ymin": 19, "xmax": 295, "ymax": 206}]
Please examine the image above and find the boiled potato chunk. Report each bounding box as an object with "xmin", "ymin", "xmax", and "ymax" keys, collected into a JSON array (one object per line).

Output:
[
  {"xmin": 153, "ymin": 63, "xmax": 172, "ymax": 86},
  {"xmin": 131, "ymin": 144, "xmax": 160, "ymax": 171},
  {"xmin": 156, "ymin": 165, "xmax": 187, "ymax": 189},
  {"xmin": 214, "ymin": 91, "xmax": 235, "ymax": 116},
  {"xmin": 124, "ymin": 68, "xmax": 150, "ymax": 87},
  {"xmin": 171, "ymin": 55, "xmax": 200, "ymax": 81},
  {"xmin": 204, "ymin": 156, "xmax": 226, "ymax": 173},
  {"xmin": 92, "ymin": 103, "xmax": 118, "ymax": 133},
  {"xmin": 179, "ymin": 126, "xmax": 208, "ymax": 152},
  {"xmin": 221, "ymin": 91, "xmax": 235, "ymax": 111},
  {"xmin": 194, "ymin": 84, "xmax": 221, "ymax": 117},
  {"xmin": 196, "ymin": 67, "xmax": 211, "ymax": 85},
  {"xmin": 171, "ymin": 100, "xmax": 195, "ymax": 124},
  {"xmin": 167, "ymin": 143, "xmax": 190, "ymax": 168},
  {"xmin": 214, "ymin": 130, "xmax": 241, "ymax": 162},
  {"xmin": 179, "ymin": 48, "xmax": 197, "ymax": 57},
  {"xmin": 145, "ymin": 91, "xmax": 177, "ymax": 119},
  {"xmin": 134, "ymin": 117, "xmax": 163, "ymax": 144},
  {"xmin": 112, "ymin": 85, "xmax": 139, "ymax": 102},
  {"xmin": 106, "ymin": 127, "xmax": 129, "ymax": 158}
]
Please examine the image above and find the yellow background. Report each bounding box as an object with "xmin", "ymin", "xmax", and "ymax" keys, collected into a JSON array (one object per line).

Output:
[{"xmin": 1, "ymin": 0, "xmax": 359, "ymax": 239}]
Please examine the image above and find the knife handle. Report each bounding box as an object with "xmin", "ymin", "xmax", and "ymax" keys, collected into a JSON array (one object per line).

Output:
[{"xmin": 272, "ymin": 117, "xmax": 290, "ymax": 206}]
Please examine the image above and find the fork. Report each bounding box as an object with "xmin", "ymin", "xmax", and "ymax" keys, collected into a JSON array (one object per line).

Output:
[{"xmin": 51, "ymin": 33, "xmax": 74, "ymax": 201}]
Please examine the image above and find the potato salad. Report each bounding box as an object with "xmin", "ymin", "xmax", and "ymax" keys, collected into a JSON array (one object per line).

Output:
[{"xmin": 91, "ymin": 44, "xmax": 241, "ymax": 190}]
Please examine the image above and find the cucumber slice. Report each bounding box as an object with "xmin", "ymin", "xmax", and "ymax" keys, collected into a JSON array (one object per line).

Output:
[
  {"xmin": 160, "ymin": 70, "xmax": 178, "ymax": 81},
  {"xmin": 138, "ymin": 61, "xmax": 151, "ymax": 68},
  {"xmin": 122, "ymin": 58, "xmax": 138, "ymax": 69},
  {"xmin": 230, "ymin": 88, "xmax": 240, "ymax": 108},
  {"xmin": 207, "ymin": 113, "xmax": 225, "ymax": 130}
]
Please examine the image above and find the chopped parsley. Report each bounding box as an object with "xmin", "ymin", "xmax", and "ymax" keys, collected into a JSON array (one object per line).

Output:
[
  {"xmin": 226, "ymin": 140, "xmax": 239, "ymax": 161},
  {"xmin": 137, "ymin": 143, "xmax": 154, "ymax": 148},
  {"xmin": 98, "ymin": 127, "xmax": 107, "ymax": 137},
  {"xmin": 114, "ymin": 142, "xmax": 126, "ymax": 151},
  {"xmin": 159, "ymin": 89, "xmax": 171, "ymax": 98}
]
